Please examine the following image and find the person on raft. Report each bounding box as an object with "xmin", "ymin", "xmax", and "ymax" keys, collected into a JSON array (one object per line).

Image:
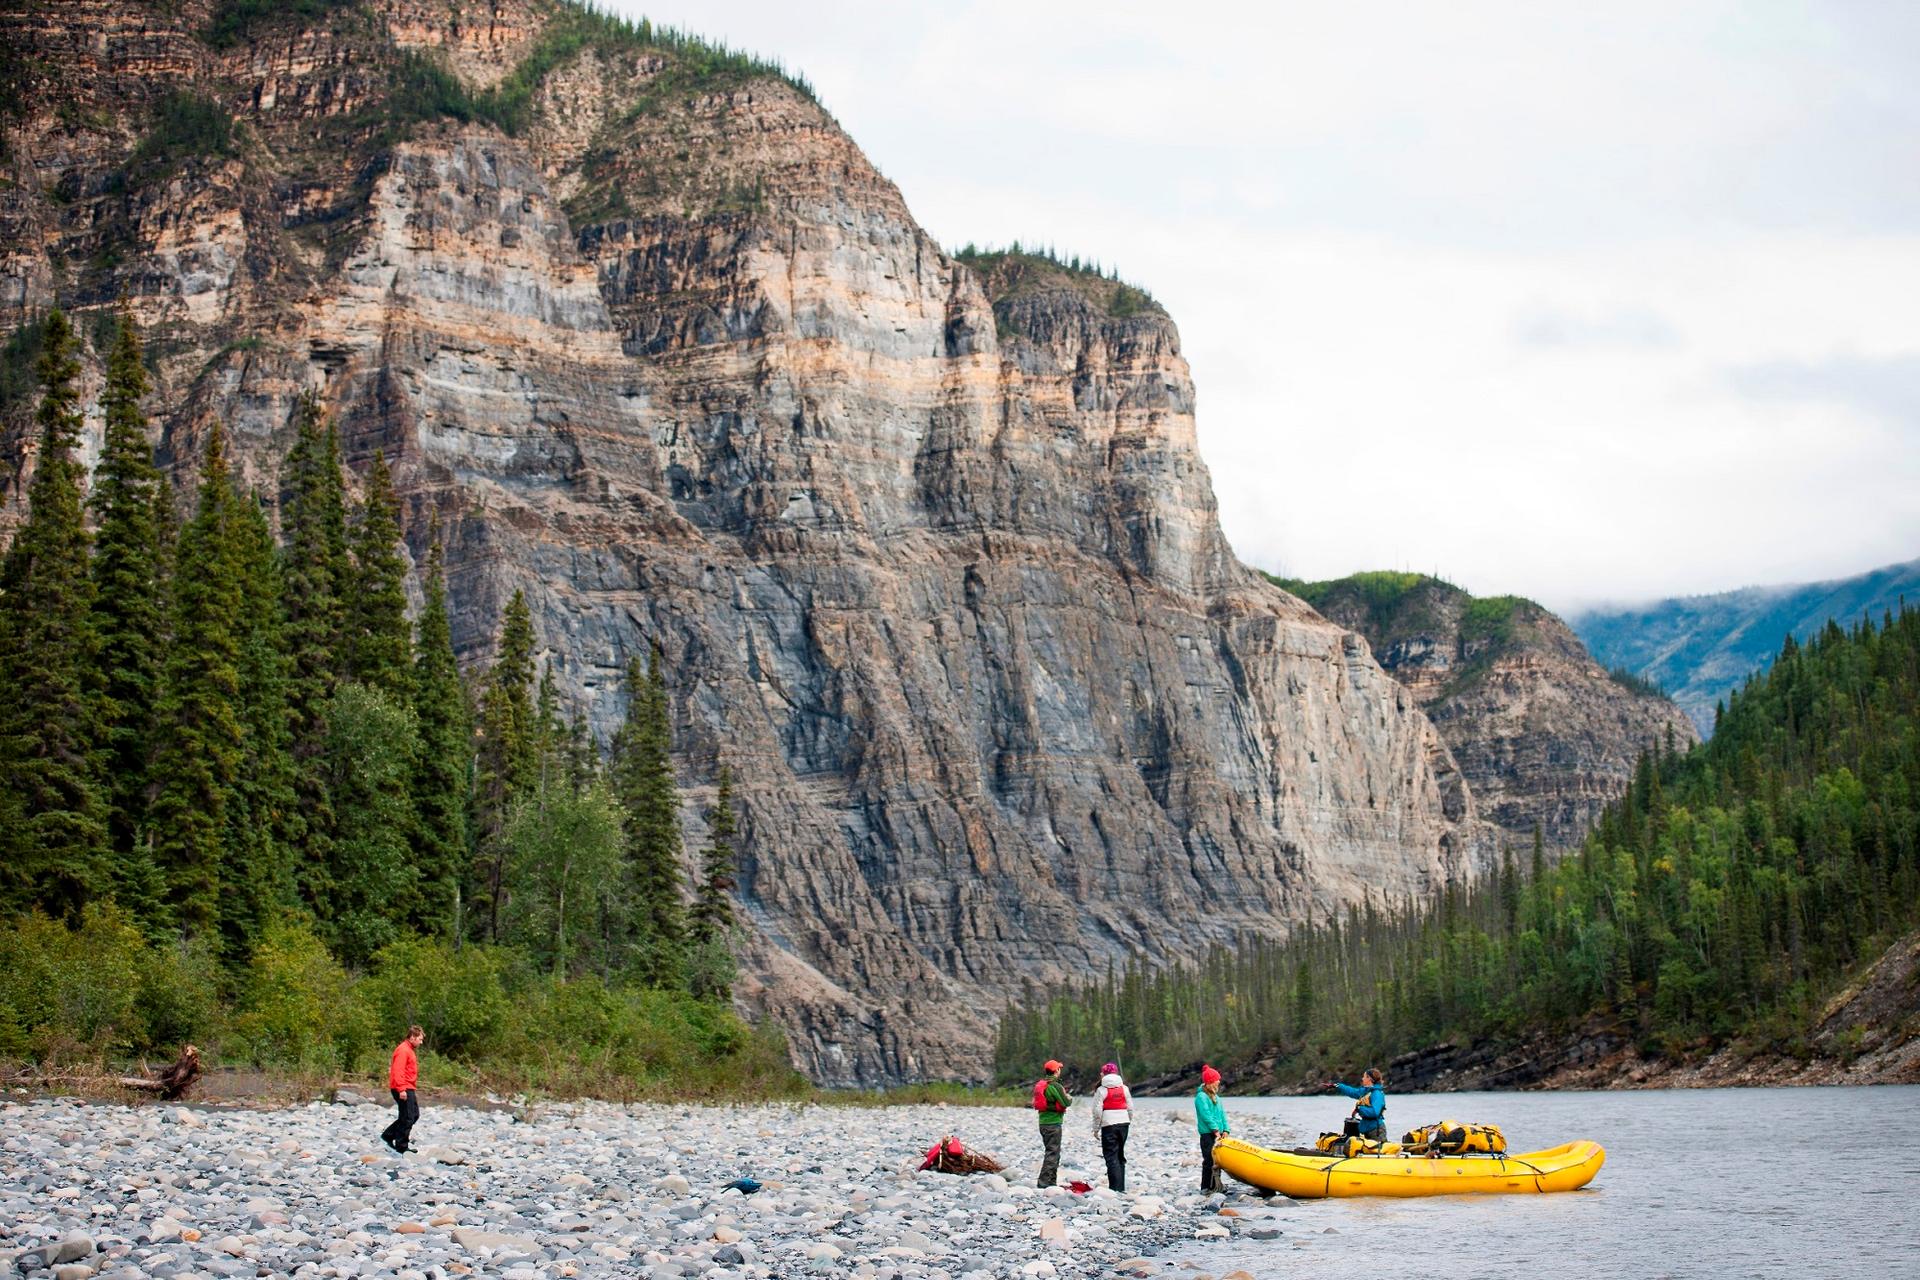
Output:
[
  {"xmin": 1195, "ymin": 1064, "xmax": 1229, "ymax": 1193},
  {"xmin": 1032, "ymin": 1059, "xmax": 1071, "ymax": 1188},
  {"xmin": 1325, "ymin": 1067, "xmax": 1388, "ymax": 1142},
  {"xmin": 1090, "ymin": 1062, "xmax": 1133, "ymax": 1192}
]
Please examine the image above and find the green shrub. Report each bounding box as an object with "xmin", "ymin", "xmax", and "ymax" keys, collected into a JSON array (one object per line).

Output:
[
  {"xmin": 203, "ymin": 0, "xmax": 356, "ymax": 50},
  {"xmin": 1460, "ymin": 594, "xmax": 1526, "ymax": 648},
  {"xmin": 387, "ymin": 51, "xmax": 480, "ymax": 128},
  {"xmin": 466, "ymin": 975, "xmax": 805, "ymax": 1100},
  {"xmin": 130, "ymin": 92, "xmax": 237, "ymax": 178},
  {"xmin": 0, "ymin": 905, "xmax": 147, "ymax": 1056},
  {"xmin": 228, "ymin": 917, "xmax": 373, "ymax": 1071},
  {"xmin": 359, "ymin": 936, "xmax": 510, "ymax": 1056},
  {"xmin": 134, "ymin": 935, "xmax": 222, "ymax": 1054},
  {"xmin": 0, "ymin": 907, "xmax": 803, "ymax": 1100}
]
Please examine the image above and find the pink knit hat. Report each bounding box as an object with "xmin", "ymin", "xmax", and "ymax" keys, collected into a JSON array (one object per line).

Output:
[{"xmin": 1102, "ymin": 1062, "xmax": 1118, "ymax": 1075}]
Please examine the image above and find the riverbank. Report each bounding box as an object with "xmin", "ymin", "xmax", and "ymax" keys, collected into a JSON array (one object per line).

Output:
[
  {"xmin": 1139, "ymin": 1030, "xmax": 1919, "ymax": 1099},
  {"xmin": 1137, "ymin": 929, "xmax": 1920, "ymax": 1098},
  {"xmin": 2, "ymin": 1062, "xmax": 1020, "ymax": 1113},
  {"xmin": 0, "ymin": 1096, "xmax": 1277, "ymax": 1280}
]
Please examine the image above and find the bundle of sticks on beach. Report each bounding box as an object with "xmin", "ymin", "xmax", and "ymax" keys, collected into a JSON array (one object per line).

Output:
[{"xmin": 920, "ymin": 1135, "xmax": 1005, "ymax": 1175}]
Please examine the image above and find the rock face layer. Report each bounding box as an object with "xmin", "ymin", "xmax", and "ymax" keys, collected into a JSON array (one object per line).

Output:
[
  {"xmin": 1277, "ymin": 574, "xmax": 1697, "ymax": 851},
  {"xmin": 0, "ymin": 0, "xmax": 1490, "ymax": 1081}
]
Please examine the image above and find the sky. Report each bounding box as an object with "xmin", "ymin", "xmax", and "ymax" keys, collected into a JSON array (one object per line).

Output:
[{"xmin": 603, "ymin": 0, "xmax": 1920, "ymax": 611}]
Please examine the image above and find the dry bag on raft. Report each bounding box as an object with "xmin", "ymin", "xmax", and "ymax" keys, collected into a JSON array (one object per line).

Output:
[
  {"xmin": 1314, "ymin": 1132, "xmax": 1403, "ymax": 1158},
  {"xmin": 1400, "ymin": 1120, "xmax": 1506, "ymax": 1155}
]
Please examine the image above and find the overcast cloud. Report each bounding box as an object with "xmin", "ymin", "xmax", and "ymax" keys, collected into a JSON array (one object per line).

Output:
[{"xmin": 605, "ymin": 0, "xmax": 1920, "ymax": 609}]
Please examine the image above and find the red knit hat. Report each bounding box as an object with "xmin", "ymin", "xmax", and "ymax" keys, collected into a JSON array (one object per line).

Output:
[{"xmin": 1201, "ymin": 1064, "xmax": 1222, "ymax": 1085}]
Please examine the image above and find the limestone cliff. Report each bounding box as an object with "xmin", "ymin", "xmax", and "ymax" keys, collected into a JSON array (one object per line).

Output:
[
  {"xmin": 0, "ymin": 0, "xmax": 1491, "ymax": 1081},
  {"xmin": 1273, "ymin": 573, "xmax": 1697, "ymax": 851}
]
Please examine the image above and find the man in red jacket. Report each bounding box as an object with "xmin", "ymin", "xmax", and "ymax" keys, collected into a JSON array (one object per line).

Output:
[{"xmin": 381, "ymin": 1025, "xmax": 425, "ymax": 1154}]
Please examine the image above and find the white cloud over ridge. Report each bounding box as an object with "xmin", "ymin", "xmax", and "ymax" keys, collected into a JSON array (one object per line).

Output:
[{"xmin": 606, "ymin": 0, "xmax": 1920, "ymax": 608}]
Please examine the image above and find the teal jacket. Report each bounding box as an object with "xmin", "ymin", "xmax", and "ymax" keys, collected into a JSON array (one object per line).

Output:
[{"xmin": 1194, "ymin": 1088, "xmax": 1228, "ymax": 1135}]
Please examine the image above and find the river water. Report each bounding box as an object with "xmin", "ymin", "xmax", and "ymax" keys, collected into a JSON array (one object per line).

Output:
[{"xmin": 1134, "ymin": 1086, "xmax": 1920, "ymax": 1279}]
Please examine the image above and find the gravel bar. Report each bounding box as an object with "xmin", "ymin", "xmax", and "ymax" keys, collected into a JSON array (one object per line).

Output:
[{"xmin": 0, "ymin": 1096, "xmax": 1297, "ymax": 1279}]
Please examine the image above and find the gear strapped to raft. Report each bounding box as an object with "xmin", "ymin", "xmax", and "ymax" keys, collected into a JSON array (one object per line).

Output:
[
  {"xmin": 1296, "ymin": 1121, "xmax": 1507, "ymax": 1160},
  {"xmin": 1400, "ymin": 1121, "xmax": 1507, "ymax": 1155},
  {"xmin": 1312, "ymin": 1132, "xmax": 1404, "ymax": 1158}
]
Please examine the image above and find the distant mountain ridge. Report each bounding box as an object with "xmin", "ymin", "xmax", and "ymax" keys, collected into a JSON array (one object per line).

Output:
[
  {"xmin": 1268, "ymin": 572, "xmax": 1695, "ymax": 851},
  {"xmin": 1573, "ymin": 558, "xmax": 1920, "ymax": 735}
]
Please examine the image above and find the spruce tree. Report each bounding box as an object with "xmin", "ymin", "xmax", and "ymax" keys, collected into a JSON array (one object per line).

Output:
[
  {"xmin": 611, "ymin": 648, "xmax": 687, "ymax": 986},
  {"xmin": 0, "ymin": 309, "xmax": 108, "ymax": 919},
  {"xmin": 87, "ymin": 306, "xmax": 168, "ymax": 927},
  {"xmin": 343, "ymin": 450, "xmax": 411, "ymax": 696},
  {"xmin": 1290, "ymin": 956, "xmax": 1314, "ymax": 1042},
  {"xmin": 278, "ymin": 398, "xmax": 350, "ymax": 903},
  {"xmin": 1498, "ymin": 843, "xmax": 1520, "ymax": 936},
  {"xmin": 148, "ymin": 426, "xmax": 248, "ymax": 938},
  {"xmin": 473, "ymin": 589, "xmax": 537, "ymax": 941},
  {"xmin": 534, "ymin": 662, "xmax": 565, "ymax": 783},
  {"xmin": 221, "ymin": 491, "xmax": 298, "ymax": 959},
  {"xmin": 323, "ymin": 679, "xmax": 419, "ymax": 967},
  {"xmin": 410, "ymin": 531, "xmax": 471, "ymax": 939},
  {"xmin": 688, "ymin": 765, "xmax": 740, "ymax": 1000},
  {"xmin": 122, "ymin": 473, "xmax": 182, "ymax": 933}
]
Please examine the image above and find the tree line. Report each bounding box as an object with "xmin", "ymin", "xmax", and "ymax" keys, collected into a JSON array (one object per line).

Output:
[
  {"xmin": 0, "ymin": 309, "xmax": 749, "ymax": 1067},
  {"xmin": 996, "ymin": 603, "xmax": 1920, "ymax": 1083}
]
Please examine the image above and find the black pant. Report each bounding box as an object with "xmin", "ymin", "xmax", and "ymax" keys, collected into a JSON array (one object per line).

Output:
[
  {"xmin": 1100, "ymin": 1123, "xmax": 1129, "ymax": 1191},
  {"xmin": 1037, "ymin": 1123, "xmax": 1062, "ymax": 1187},
  {"xmin": 1200, "ymin": 1129, "xmax": 1223, "ymax": 1192},
  {"xmin": 383, "ymin": 1089, "xmax": 419, "ymax": 1152}
]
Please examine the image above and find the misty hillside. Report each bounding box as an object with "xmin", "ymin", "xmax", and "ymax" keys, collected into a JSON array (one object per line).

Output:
[{"xmin": 1574, "ymin": 558, "xmax": 1920, "ymax": 733}]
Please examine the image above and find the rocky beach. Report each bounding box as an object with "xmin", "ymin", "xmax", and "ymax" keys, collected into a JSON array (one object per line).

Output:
[{"xmin": 0, "ymin": 1097, "xmax": 1294, "ymax": 1280}]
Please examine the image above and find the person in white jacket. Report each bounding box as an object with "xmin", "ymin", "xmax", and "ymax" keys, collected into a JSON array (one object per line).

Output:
[{"xmin": 1091, "ymin": 1062, "xmax": 1133, "ymax": 1191}]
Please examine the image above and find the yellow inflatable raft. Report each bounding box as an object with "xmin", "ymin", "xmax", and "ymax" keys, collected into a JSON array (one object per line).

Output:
[{"xmin": 1212, "ymin": 1135, "xmax": 1605, "ymax": 1199}]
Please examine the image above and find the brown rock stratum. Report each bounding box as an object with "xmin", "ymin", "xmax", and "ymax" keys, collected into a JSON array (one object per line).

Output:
[{"xmin": 0, "ymin": 0, "xmax": 1494, "ymax": 1081}]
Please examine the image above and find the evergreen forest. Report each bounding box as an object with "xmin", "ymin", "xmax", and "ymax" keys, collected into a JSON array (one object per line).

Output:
[
  {"xmin": 996, "ymin": 603, "xmax": 1920, "ymax": 1086},
  {"xmin": 0, "ymin": 310, "xmax": 795, "ymax": 1098}
]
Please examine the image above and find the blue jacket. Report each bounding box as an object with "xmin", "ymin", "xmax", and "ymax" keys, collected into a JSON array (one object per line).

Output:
[{"xmin": 1333, "ymin": 1081, "xmax": 1385, "ymax": 1124}]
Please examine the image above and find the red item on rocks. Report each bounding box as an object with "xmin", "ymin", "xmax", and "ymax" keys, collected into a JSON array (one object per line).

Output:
[{"xmin": 919, "ymin": 1137, "xmax": 965, "ymax": 1171}]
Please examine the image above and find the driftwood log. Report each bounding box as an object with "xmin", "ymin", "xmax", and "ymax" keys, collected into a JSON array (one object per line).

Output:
[
  {"xmin": 18, "ymin": 1044, "xmax": 202, "ymax": 1101},
  {"xmin": 119, "ymin": 1044, "xmax": 201, "ymax": 1100}
]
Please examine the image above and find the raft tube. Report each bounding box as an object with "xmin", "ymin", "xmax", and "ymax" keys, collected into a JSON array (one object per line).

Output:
[{"xmin": 1211, "ymin": 1135, "xmax": 1605, "ymax": 1199}]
